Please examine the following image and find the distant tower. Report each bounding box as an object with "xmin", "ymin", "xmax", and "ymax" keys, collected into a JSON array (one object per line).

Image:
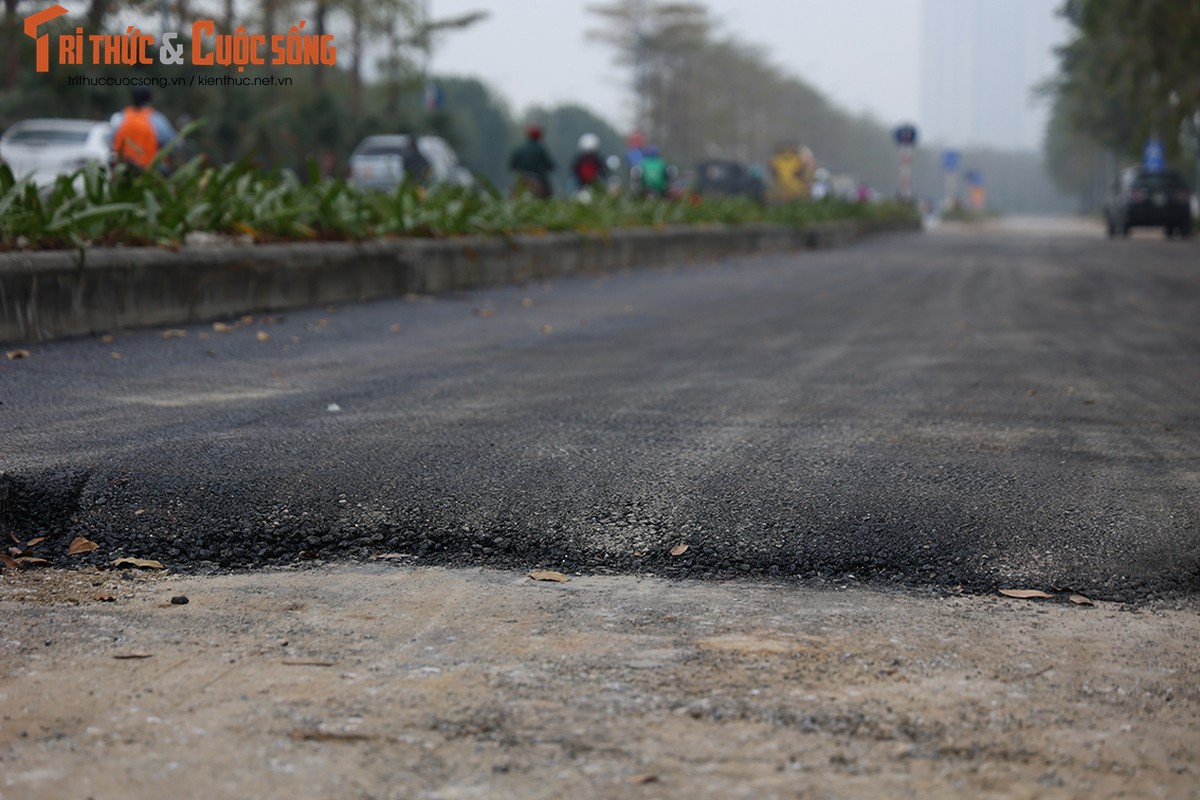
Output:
[{"xmin": 919, "ymin": 0, "xmax": 1065, "ymax": 150}]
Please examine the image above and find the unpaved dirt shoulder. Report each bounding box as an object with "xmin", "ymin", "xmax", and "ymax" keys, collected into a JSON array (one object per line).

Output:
[{"xmin": 2, "ymin": 565, "xmax": 1198, "ymax": 800}]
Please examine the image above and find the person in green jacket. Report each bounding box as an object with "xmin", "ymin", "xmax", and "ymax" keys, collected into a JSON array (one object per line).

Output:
[
  {"xmin": 637, "ymin": 145, "xmax": 669, "ymax": 198},
  {"xmin": 509, "ymin": 125, "xmax": 556, "ymax": 198}
]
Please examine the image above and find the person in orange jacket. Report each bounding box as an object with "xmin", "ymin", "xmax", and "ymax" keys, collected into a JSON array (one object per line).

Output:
[{"xmin": 109, "ymin": 87, "xmax": 177, "ymax": 172}]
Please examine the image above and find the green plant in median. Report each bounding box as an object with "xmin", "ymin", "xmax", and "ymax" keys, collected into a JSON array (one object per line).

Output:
[{"xmin": 0, "ymin": 157, "xmax": 916, "ymax": 251}]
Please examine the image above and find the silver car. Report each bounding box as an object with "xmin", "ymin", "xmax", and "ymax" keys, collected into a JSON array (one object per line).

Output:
[
  {"xmin": 348, "ymin": 134, "xmax": 473, "ymax": 191},
  {"xmin": 0, "ymin": 118, "xmax": 112, "ymax": 187}
]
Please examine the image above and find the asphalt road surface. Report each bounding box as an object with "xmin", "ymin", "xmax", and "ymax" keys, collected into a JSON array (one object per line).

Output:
[{"xmin": 2, "ymin": 220, "xmax": 1198, "ymax": 601}]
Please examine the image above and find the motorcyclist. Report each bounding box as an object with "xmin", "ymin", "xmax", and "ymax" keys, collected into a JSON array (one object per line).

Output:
[
  {"xmin": 508, "ymin": 124, "xmax": 555, "ymax": 198},
  {"xmin": 571, "ymin": 133, "xmax": 608, "ymax": 194},
  {"xmin": 636, "ymin": 145, "xmax": 669, "ymax": 198}
]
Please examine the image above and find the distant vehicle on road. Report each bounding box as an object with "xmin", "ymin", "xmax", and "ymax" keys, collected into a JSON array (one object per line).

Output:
[
  {"xmin": 0, "ymin": 118, "xmax": 111, "ymax": 187},
  {"xmin": 348, "ymin": 134, "xmax": 473, "ymax": 192},
  {"xmin": 1104, "ymin": 166, "xmax": 1192, "ymax": 239},
  {"xmin": 693, "ymin": 159, "xmax": 766, "ymax": 203}
]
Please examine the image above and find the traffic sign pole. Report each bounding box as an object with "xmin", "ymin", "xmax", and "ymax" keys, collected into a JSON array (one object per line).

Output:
[
  {"xmin": 893, "ymin": 124, "xmax": 918, "ymax": 203},
  {"xmin": 942, "ymin": 150, "xmax": 960, "ymax": 209}
]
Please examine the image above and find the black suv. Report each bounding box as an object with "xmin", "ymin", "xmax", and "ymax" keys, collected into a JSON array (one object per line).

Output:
[{"xmin": 1105, "ymin": 167, "xmax": 1193, "ymax": 239}]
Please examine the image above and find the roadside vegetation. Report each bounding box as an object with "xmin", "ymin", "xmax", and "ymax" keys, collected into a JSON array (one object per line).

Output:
[
  {"xmin": 1044, "ymin": 1, "xmax": 1200, "ymax": 210},
  {"xmin": 0, "ymin": 2, "xmax": 1069, "ymax": 211},
  {"xmin": 0, "ymin": 157, "xmax": 916, "ymax": 252}
]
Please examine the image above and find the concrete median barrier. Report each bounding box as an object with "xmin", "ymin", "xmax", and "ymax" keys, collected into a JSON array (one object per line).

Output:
[{"xmin": 0, "ymin": 217, "xmax": 917, "ymax": 342}]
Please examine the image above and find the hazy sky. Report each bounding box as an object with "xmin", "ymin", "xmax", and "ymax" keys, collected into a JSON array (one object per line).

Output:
[{"xmin": 429, "ymin": 0, "xmax": 1067, "ymax": 150}]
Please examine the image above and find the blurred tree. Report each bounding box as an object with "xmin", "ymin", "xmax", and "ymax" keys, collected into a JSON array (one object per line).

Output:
[
  {"xmin": 436, "ymin": 76, "xmax": 517, "ymax": 187},
  {"xmin": 2, "ymin": 0, "xmax": 24, "ymax": 89},
  {"xmin": 586, "ymin": 0, "xmax": 711, "ymax": 142},
  {"xmin": 1050, "ymin": 0, "xmax": 1200, "ymax": 163},
  {"xmin": 1043, "ymin": 91, "xmax": 1108, "ymax": 210}
]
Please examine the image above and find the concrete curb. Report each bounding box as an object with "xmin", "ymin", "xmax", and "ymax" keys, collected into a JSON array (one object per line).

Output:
[{"xmin": 0, "ymin": 217, "xmax": 918, "ymax": 342}]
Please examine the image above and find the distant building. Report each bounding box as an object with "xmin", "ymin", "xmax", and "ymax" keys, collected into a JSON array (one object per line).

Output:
[{"xmin": 919, "ymin": 0, "xmax": 1065, "ymax": 151}]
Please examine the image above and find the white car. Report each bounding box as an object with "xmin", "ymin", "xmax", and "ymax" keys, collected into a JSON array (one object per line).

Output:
[
  {"xmin": 348, "ymin": 134, "xmax": 473, "ymax": 191},
  {"xmin": 0, "ymin": 118, "xmax": 111, "ymax": 187}
]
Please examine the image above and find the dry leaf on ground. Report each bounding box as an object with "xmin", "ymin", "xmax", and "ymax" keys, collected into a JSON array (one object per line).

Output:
[
  {"xmin": 6, "ymin": 350, "xmax": 31, "ymax": 360},
  {"xmin": 629, "ymin": 774, "xmax": 660, "ymax": 785},
  {"xmin": 999, "ymin": 589, "xmax": 1054, "ymax": 599},
  {"xmin": 529, "ymin": 570, "xmax": 569, "ymax": 583},
  {"xmin": 256, "ymin": 331, "xmax": 271, "ymax": 342},
  {"xmin": 1069, "ymin": 594, "xmax": 1095, "ymax": 606},
  {"xmin": 670, "ymin": 544, "xmax": 689, "ymax": 557},
  {"xmin": 110, "ymin": 557, "xmax": 166, "ymax": 570},
  {"xmin": 283, "ymin": 659, "xmax": 336, "ymax": 667},
  {"xmin": 68, "ymin": 537, "xmax": 100, "ymax": 555},
  {"xmin": 161, "ymin": 329, "xmax": 187, "ymax": 339},
  {"xmin": 369, "ymin": 553, "xmax": 413, "ymax": 560},
  {"xmin": 113, "ymin": 653, "xmax": 153, "ymax": 660},
  {"xmin": 212, "ymin": 322, "xmax": 235, "ymax": 333}
]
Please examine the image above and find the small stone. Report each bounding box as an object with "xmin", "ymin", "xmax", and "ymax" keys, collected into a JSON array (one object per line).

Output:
[{"xmin": 170, "ymin": 595, "xmax": 189, "ymax": 605}]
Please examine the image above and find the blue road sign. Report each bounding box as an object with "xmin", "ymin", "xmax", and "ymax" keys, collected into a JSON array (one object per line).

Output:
[
  {"xmin": 894, "ymin": 124, "xmax": 918, "ymax": 146},
  {"xmin": 1143, "ymin": 138, "xmax": 1164, "ymax": 172},
  {"xmin": 942, "ymin": 150, "xmax": 960, "ymax": 172}
]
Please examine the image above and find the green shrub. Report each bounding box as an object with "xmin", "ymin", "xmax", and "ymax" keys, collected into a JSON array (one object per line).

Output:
[{"xmin": 0, "ymin": 157, "xmax": 916, "ymax": 251}]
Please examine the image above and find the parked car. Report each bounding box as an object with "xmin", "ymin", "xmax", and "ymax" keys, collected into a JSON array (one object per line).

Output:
[
  {"xmin": 348, "ymin": 134, "xmax": 473, "ymax": 191},
  {"xmin": 1104, "ymin": 166, "xmax": 1193, "ymax": 239},
  {"xmin": 0, "ymin": 118, "xmax": 111, "ymax": 187},
  {"xmin": 693, "ymin": 159, "xmax": 766, "ymax": 203}
]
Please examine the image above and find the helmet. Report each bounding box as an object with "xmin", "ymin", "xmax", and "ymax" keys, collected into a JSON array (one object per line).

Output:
[
  {"xmin": 578, "ymin": 133, "xmax": 599, "ymax": 152},
  {"xmin": 526, "ymin": 125, "xmax": 543, "ymax": 141},
  {"xmin": 643, "ymin": 145, "xmax": 660, "ymax": 157}
]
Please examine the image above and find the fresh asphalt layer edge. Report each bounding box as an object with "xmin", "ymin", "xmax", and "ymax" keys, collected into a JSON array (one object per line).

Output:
[{"xmin": 2, "ymin": 225, "xmax": 1198, "ymax": 604}]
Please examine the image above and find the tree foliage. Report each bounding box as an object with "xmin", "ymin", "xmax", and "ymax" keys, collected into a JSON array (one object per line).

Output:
[{"xmin": 1048, "ymin": 0, "xmax": 1200, "ymax": 164}]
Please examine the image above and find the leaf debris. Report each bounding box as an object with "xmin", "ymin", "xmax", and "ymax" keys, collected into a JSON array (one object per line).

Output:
[
  {"xmin": 110, "ymin": 557, "xmax": 166, "ymax": 570},
  {"xmin": 68, "ymin": 537, "xmax": 100, "ymax": 555},
  {"xmin": 529, "ymin": 570, "xmax": 569, "ymax": 583}
]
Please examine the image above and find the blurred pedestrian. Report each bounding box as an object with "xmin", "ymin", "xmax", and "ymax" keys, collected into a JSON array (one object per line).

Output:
[
  {"xmin": 109, "ymin": 86, "xmax": 176, "ymax": 173},
  {"xmin": 509, "ymin": 124, "xmax": 555, "ymax": 198},
  {"xmin": 400, "ymin": 137, "xmax": 431, "ymax": 185}
]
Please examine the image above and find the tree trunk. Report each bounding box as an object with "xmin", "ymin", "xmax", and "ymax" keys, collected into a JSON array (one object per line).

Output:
[
  {"xmin": 3, "ymin": 0, "xmax": 20, "ymax": 90},
  {"xmin": 313, "ymin": 0, "xmax": 328, "ymax": 87},
  {"xmin": 351, "ymin": 3, "xmax": 364, "ymax": 121}
]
